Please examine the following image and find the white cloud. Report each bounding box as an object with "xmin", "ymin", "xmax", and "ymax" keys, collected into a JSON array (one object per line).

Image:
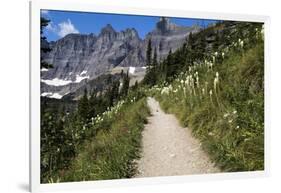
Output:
[
  {"xmin": 46, "ymin": 22, "xmax": 56, "ymax": 33},
  {"xmin": 45, "ymin": 19, "xmax": 79, "ymax": 38},
  {"xmin": 57, "ymin": 19, "xmax": 79, "ymax": 37}
]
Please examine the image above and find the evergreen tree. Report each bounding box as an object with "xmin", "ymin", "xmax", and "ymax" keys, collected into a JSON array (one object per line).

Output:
[
  {"xmin": 120, "ymin": 71, "xmax": 130, "ymax": 97},
  {"xmin": 152, "ymin": 47, "xmax": 158, "ymax": 67},
  {"xmin": 143, "ymin": 45, "xmax": 158, "ymax": 86},
  {"xmin": 88, "ymin": 91, "xmax": 98, "ymax": 118},
  {"xmin": 186, "ymin": 32, "xmax": 195, "ymax": 65},
  {"xmin": 146, "ymin": 38, "xmax": 152, "ymax": 69},
  {"xmin": 112, "ymin": 81, "xmax": 120, "ymax": 101},
  {"xmin": 166, "ymin": 49, "xmax": 175, "ymax": 79},
  {"xmin": 159, "ymin": 41, "xmax": 163, "ymax": 53},
  {"xmin": 199, "ymin": 34, "xmax": 206, "ymax": 59},
  {"xmin": 213, "ymin": 30, "xmax": 221, "ymax": 51},
  {"xmin": 78, "ymin": 89, "xmax": 89, "ymax": 121},
  {"xmin": 40, "ymin": 17, "xmax": 53, "ymax": 69},
  {"xmin": 108, "ymin": 81, "xmax": 120, "ymax": 106},
  {"xmin": 162, "ymin": 59, "xmax": 168, "ymax": 81},
  {"xmin": 40, "ymin": 17, "xmax": 49, "ymax": 40},
  {"xmin": 132, "ymin": 80, "xmax": 139, "ymax": 91},
  {"xmin": 41, "ymin": 106, "xmax": 74, "ymax": 181}
]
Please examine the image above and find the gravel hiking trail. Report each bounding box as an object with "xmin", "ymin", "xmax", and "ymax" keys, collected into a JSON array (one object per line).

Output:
[{"xmin": 136, "ymin": 97, "xmax": 219, "ymax": 177}]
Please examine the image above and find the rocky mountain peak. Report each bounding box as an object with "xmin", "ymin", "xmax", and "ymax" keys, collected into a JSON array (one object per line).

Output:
[
  {"xmin": 100, "ymin": 24, "xmax": 116, "ymax": 35},
  {"xmin": 122, "ymin": 28, "xmax": 139, "ymax": 39},
  {"xmin": 99, "ymin": 24, "xmax": 117, "ymax": 43},
  {"xmin": 41, "ymin": 18, "xmax": 201, "ymax": 98},
  {"xmin": 156, "ymin": 17, "xmax": 178, "ymax": 34}
]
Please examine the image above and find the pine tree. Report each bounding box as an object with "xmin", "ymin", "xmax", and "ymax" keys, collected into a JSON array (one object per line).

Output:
[
  {"xmin": 150, "ymin": 47, "xmax": 158, "ymax": 84},
  {"xmin": 108, "ymin": 81, "xmax": 120, "ymax": 106},
  {"xmin": 40, "ymin": 17, "xmax": 53, "ymax": 69},
  {"xmin": 159, "ymin": 41, "xmax": 163, "ymax": 53},
  {"xmin": 88, "ymin": 91, "xmax": 98, "ymax": 118},
  {"xmin": 186, "ymin": 32, "xmax": 195, "ymax": 65},
  {"xmin": 78, "ymin": 89, "xmax": 89, "ymax": 121},
  {"xmin": 146, "ymin": 39, "xmax": 152, "ymax": 69},
  {"xmin": 120, "ymin": 71, "xmax": 130, "ymax": 97},
  {"xmin": 166, "ymin": 49, "xmax": 174, "ymax": 79},
  {"xmin": 213, "ymin": 30, "xmax": 220, "ymax": 51},
  {"xmin": 197, "ymin": 33, "xmax": 207, "ymax": 60},
  {"xmin": 132, "ymin": 80, "xmax": 139, "ymax": 91},
  {"xmin": 153, "ymin": 47, "xmax": 158, "ymax": 67}
]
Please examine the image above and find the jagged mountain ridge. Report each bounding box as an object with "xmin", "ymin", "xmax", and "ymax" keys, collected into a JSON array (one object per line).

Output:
[{"xmin": 41, "ymin": 17, "xmax": 200, "ymax": 98}]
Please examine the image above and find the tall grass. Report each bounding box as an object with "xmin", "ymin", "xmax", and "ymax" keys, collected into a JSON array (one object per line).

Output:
[
  {"xmin": 48, "ymin": 97, "xmax": 150, "ymax": 182},
  {"xmin": 149, "ymin": 32, "xmax": 264, "ymax": 171}
]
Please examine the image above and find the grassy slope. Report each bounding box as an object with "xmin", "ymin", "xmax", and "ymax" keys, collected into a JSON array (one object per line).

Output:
[
  {"xmin": 156, "ymin": 41, "xmax": 264, "ymax": 172},
  {"xmin": 57, "ymin": 98, "xmax": 150, "ymax": 182}
]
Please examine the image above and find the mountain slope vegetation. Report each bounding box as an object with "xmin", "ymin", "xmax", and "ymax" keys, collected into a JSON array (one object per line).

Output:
[
  {"xmin": 146, "ymin": 21, "xmax": 264, "ymax": 171},
  {"xmin": 40, "ymin": 20, "xmax": 264, "ymax": 183}
]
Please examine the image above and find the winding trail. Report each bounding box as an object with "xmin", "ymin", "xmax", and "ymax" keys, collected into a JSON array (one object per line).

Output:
[{"xmin": 136, "ymin": 97, "xmax": 219, "ymax": 177}]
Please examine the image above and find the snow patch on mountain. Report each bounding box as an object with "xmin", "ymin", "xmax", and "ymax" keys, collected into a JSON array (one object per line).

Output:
[
  {"xmin": 41, "ymin": 92, "xmax": 63, "ymax": 99},
  {"xmin": 75, "ymin": 74, "xmax": 89, "ymax": 83},
  {"xmin": 80, "ymin": 70, "xmax": 87, "ymax": 75},
  {"xmin": 129, "ymin": 67, "xmax": 136, "ymax": 74},
  {"xmin": 41, "ymin": 78, "xmax": 72, "ymax": 86},
  {"xmin": 41, "ymin": 73, "xmax": 89, "ymax": 86},
  {"xmin": 41, "ymin": 68, "xmax": 49, "ymax": 72}
]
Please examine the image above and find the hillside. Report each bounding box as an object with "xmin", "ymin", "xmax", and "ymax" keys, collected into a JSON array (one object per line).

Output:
[
  {"xmin": 40, "ymin": 19, "xmax": 264, "ymax": 183},
  {"xmin": 147, "ymin": 21, "xmax": 264, "ymax": 171}
]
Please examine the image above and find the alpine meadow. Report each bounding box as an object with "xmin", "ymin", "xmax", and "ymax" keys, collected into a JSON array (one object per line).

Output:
[{"xmin": 40, "ymin": 10, "xmax": 264, "ymax": 183}]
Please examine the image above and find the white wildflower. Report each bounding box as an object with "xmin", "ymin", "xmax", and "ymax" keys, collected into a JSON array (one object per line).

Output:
[
  {"xmin": 214, "ymin": 77, "xmax": 219, "ymax": 90},
  {"xmin": 214, "ymin": 72, "xmax": 219, "ymax": 90},
  {"xmin": 238, "ymin": 38, "xmax": 244, "ymax": 48},
  {"xmin": 196, "ymin": 77, "xmax": 199, "ymax": 87},
  {"xmin": 210, "ymin": 62, "xmax": 213, "ymax": 69}
]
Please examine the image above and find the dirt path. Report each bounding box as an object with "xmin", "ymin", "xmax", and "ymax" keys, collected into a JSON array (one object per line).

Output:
[{"xmin": 136, "ymin": 97, "xmax": 219, "ymax": 177}]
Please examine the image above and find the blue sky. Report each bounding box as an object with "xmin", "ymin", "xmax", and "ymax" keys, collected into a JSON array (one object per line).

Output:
[{"xmin": 41, "ymin": 10, "xmax": 218, "ymax": 42}]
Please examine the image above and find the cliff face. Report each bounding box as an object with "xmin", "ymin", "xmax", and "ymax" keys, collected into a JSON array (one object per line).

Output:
[
  {"xmin": 144, "ymin": 17, "xmax": 200, "ymax": 60},
  {"xmin": 41, "ymin": 17, "xmax": 200, "ymax": 98}
]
